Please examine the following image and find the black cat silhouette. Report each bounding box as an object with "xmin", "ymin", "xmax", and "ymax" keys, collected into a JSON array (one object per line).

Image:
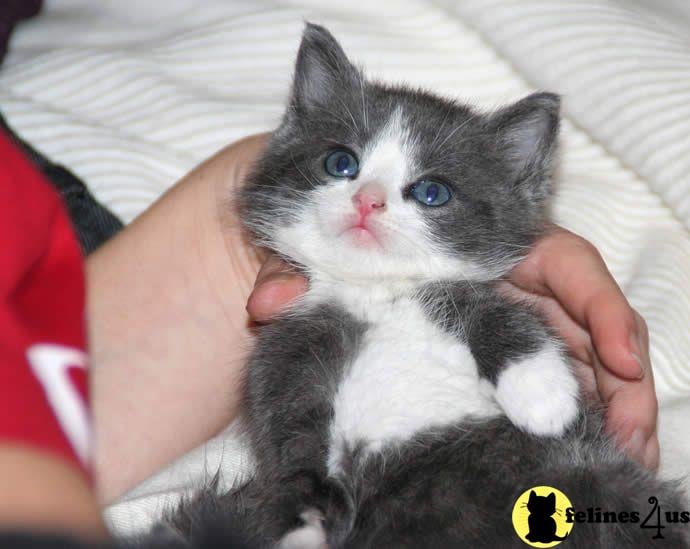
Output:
[{"xmin": 525, "ymin": 490, "xmax": 569, "ymax": 543}]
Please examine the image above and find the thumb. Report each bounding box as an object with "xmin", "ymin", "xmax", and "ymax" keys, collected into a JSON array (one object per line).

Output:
[{"xmin": 246, "ymin": 255, "xmax": 307, "ymax": 322}]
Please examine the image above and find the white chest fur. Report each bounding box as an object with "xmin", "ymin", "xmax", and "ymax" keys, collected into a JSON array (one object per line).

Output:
[{"xmin": 306, "ymin": 282, "xmax": 501, "ymax": 475}]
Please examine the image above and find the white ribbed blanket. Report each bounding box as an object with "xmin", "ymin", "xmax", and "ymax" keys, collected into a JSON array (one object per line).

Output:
[{"xmin": 2, "ymin": 0, "xmax": 689, "ymax": 533}]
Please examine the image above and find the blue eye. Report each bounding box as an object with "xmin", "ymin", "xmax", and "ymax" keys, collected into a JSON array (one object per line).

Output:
[
  {"xmin": 325, "ymin": 149, "xmax": 359, "ymax": 178},
  {"xmin": 409, "ymin": 180, "xmax": 451, "ymax": 206}
]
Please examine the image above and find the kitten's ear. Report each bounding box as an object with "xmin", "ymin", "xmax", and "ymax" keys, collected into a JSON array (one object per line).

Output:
[
  {"xmin": 291, "ymin": 23, "xmax": 359, "ymax": 111},
  {"xmin": 490, "ymin": 92, "xmax": 560, "ymax": 197},
  {"xmin": 547, "ymin": 493, "xmax": 556, "ymax": 505},
  {"xmin": 529, "ymin": 490, "xmax": 537, "ymax": 502}
]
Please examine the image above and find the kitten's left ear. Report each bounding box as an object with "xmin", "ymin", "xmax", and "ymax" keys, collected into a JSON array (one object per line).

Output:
[
  {"xmin": 290, "ymin": 23, "xmax": 360, "ymax": 112},
  {"xmin": 490, "ymin": 92, "xmax": 560, "ymax": 198}
]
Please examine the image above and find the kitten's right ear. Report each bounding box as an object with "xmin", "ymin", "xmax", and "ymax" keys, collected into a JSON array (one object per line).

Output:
[
  {"xmin": 291, "ymin": 23, "xmax": 359, "ymax": 111},
  {"xmin": 489, "ymin": 92, "xmax": 560, "ymax": 198}
]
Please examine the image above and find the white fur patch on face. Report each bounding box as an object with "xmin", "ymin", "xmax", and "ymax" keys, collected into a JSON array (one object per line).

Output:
[
  {"xmin": 358, "ymin": 107, "xmax": 411, "ymax": 186},
  {"xmin": 494, "ymin": 342, "xmax": 579, "ymax": 437},
  {"xmin": 273, "ymin": 109, "xmax": 492, "ymax": 283},
  {"xmin": 326, "ymin": 296, "xmax": 501, "ymax": 475},
  {"xmin": 277, "ymin": 508, "xmax": 327, "ymax": 549}
]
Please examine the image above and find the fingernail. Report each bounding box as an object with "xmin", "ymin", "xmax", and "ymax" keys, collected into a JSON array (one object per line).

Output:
[
  {"xmin": 625, "ymin": 428, "xmax": 646, "ymax": 458},
  {"xmin": 629, "ymin": 334, "xmax": 645, "ymax": 379}
]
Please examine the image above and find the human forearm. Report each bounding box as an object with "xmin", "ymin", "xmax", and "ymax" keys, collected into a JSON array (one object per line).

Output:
[{"xmin": 88, "ymin": 136, "xmax": 268, "ymax": 503}]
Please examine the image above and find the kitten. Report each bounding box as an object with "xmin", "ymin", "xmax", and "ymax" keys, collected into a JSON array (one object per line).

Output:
[{"xmin": 151, "ymin": 23, "xmax": 688, "ymax": 549}]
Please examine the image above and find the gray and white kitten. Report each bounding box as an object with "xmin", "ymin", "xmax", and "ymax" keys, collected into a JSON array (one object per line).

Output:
[{"xmin": 157, "ymin": 24, "xmax": 688, "ymax": 549}]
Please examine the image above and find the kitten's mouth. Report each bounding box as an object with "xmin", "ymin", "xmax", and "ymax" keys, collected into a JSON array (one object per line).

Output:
[
  {"xmin": 345, "ymin": 226, "xmax": 380, "ymax": 248},
  {"xmin": 339, "ymin": 219, "xmax": 383, "ymax": 249}
]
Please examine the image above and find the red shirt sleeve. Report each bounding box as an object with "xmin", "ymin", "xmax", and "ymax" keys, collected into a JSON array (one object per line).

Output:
[{"xmin": 0, "ymin": 132, "xmax": 91, "ymax": 478}]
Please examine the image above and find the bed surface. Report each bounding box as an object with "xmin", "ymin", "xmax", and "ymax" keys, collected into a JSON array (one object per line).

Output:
[{"xmin": 2, "ymin": 0, "xmax": 690, "ymax": 533}]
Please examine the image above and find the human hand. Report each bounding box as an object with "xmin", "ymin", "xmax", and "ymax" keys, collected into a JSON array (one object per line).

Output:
[{"xmin": 247, "ymin": 226, "xmax": 658, "ymax": 469}]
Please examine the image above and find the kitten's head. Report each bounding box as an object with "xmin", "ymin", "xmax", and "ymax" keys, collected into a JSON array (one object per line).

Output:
[{"xmin": 241, "ymin": 24, "xmax": 559, "ymax": 283}]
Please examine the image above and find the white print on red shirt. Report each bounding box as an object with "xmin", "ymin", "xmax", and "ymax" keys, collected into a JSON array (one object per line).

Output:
[{"xmin": 26, "ymin": 343, "xmax": 91, "ymax": 464}]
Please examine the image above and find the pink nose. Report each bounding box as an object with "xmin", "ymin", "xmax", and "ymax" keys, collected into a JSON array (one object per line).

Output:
[{"xmin": 352, "ymin": 183, "xmax": 386, "ymax": 216}]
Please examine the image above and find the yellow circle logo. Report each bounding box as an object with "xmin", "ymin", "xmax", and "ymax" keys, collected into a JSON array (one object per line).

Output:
[{"xmin": 512, "ymin": 486, "xmax": 574, "ymax": 547}]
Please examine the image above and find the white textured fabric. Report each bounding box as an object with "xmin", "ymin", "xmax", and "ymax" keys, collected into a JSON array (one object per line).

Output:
[{"xmin": 2, "ymin": 0, "xmax": 690, "ymax": 533}]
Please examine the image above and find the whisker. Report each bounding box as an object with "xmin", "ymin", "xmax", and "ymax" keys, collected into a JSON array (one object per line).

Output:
[
  {"xmin": 290, "ymin": 153, "xmax": 320, "ymax": 189},
  {"xmin": 428, "ymin": 105, "xmax": 453, "ymax": 152},
  {"xmin": 309, "ymin": 104, "xmax": 359, "ymax": 137},
  {"xmin": 431, "ymin": 116, "xmax": 475, "ymax": 154},
  {"xmin": 359, "ymin": 73, "xmax": 369, "ymax": 133},
  {"xmin": 336, "ymin": 97, "xmax": 360, "ymax": 135}
]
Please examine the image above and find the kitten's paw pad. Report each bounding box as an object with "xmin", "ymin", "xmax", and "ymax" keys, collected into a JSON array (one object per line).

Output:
[
  {"xmin": 495, "ymin": 345, "xmax": 579, "ymax": 436},
  {"xmin": 278, "ymin": 508, "xmax": 327, "ymax": 549}
]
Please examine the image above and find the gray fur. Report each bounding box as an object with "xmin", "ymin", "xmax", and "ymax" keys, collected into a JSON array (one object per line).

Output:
[
  {"xmin": 418, "ymin": 281, "xmax": 553, "ymax": 383},
  {"xmin": 141, "ymin": 23, "xmax": 689, "ymax": 549}
]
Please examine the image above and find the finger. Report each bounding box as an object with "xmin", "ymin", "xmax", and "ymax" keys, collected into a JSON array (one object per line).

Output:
[
  {"xmin": 510, "ymin": 227, "xmax": 642, "ymax": 379},
  {"xmin": 570, "ymin": 358, "xmax": 598, "ymax": 399},
  {"xmin": 246, "ymin": 256, "xmax": 308, "ymax": 322},
  {"xmin": 595, "ymin": 346, "xmax": 658, "ymax": 468}
]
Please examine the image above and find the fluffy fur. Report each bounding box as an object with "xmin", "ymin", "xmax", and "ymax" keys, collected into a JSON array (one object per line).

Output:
[{"xmin": 138, "ymin": 23, "xmax": 688, "ymax": 548}]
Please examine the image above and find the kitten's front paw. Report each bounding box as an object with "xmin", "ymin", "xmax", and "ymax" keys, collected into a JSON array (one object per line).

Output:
[{"xmin": 494, "ymin": 344, "xmax": 579, "ymax": 436}]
